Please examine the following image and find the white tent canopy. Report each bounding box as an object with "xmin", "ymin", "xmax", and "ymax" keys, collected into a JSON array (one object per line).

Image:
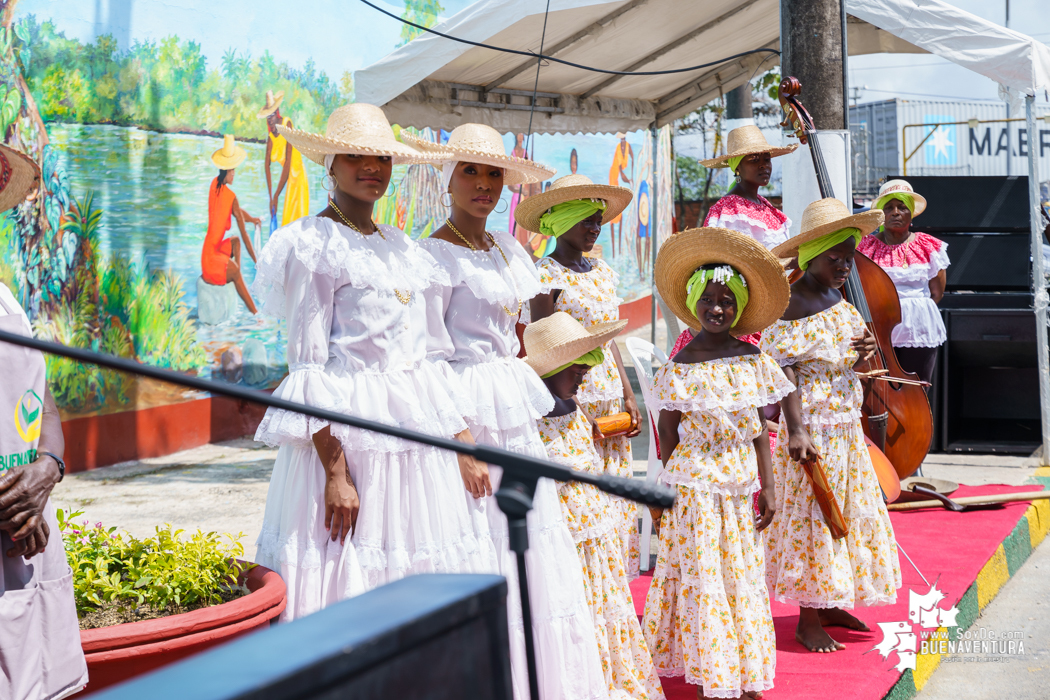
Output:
[
  {"xmin": 355, "ymin": 0, "xmax": 917, "ymax": 134},
  {"xmin": 847, "ymin": 0, "xmax": 1050, "ymax": 102}
]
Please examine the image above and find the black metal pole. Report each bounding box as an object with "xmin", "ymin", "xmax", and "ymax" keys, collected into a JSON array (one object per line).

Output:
[{"xmin": 495, "ymin": 476, "xmax": 540, "ymax": 700}]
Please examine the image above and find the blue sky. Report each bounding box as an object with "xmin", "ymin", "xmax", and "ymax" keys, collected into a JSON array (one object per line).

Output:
[{"xmin": 17, "ymin": 0, "xmax": 476, "ymax": 83}]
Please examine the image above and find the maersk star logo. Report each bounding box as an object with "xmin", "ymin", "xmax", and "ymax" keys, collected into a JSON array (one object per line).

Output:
[
  {"xmin": 871, "ymin": 583, "xmax": 960, "ymax": 671},
  {"xmin": 923, "ymin": 115, "xmax": 957, "ymax": 166}
]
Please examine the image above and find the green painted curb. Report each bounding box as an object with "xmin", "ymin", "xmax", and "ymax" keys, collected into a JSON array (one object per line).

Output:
[
  {"xmin": 1002, "ymin": 514, "xmax": 1033, "ymax": 576},
  {"xmin": 884, "ymin": 669, "xmax": 917, "ymax": 700}
]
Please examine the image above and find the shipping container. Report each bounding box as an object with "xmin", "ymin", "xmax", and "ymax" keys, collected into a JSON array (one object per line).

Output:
[{"xmin": 849, "ymin": 98, "xmax": 1050, "ymax": 196}]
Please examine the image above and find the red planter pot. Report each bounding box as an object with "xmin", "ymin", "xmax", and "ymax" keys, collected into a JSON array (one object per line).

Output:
[{"xmin": 78, "ymin": 563, "xmax": 286, "ymax": 696}]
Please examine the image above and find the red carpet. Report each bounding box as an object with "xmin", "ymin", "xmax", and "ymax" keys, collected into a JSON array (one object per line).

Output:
[{"xmin": 629, "ymin": 484, "xmax": 1039, "ymax": 699}]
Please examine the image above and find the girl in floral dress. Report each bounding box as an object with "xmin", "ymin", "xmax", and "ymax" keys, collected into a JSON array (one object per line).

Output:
[
  {"xmin": 524, "ymin": 312, "xmax": 665, "ymax": 700},
  {"xmin": 669, "ymin": 125, "xmax": 798, "ymax": 357},
  {"xmin": 643, "ymin": 228, "xmax": 793, "ymax": 699},
  {"xmin": 763, "ymin": 198, "xmax": 902, "ymax": 653},
  {"xmin": 519, "ymin": 174, "xmax": 643, "ymax": 579},
  {"xmin": 404, "ymin": 124, "xmax": 608, "ymax": 700}
]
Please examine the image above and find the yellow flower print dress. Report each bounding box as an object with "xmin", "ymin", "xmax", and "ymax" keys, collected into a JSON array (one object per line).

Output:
[
  {"xmin": 759, "ymin": 300, "xmax": 902, "ymax": 609},
  {"xmin": 642, "ymin": 354, "xmax": 793, "ymax": 698},
  {"xmin": 539, "ymin": 409, "xmax": 665, "ymax": 700},
  {"xmin": 537, "ymin": 257, "xmax": 639, "ymax": 580}
]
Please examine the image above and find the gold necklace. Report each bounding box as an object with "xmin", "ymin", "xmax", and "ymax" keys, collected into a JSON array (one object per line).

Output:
[
  {"xmin": 330, "ymin": 199, "xmax": 413, "ymax": 305},
  {"xmin": 330, "ymin": 199, "xmax": 384, "ymax": 239},
  {"xmin": 444, "ymin": 218, "xmax": 522, "ymax": 317}
]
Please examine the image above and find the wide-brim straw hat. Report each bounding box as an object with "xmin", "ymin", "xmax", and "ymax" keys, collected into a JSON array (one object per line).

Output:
[
  {"xmin": 872, "ymin": 178, "xmax": 927, "ymax": 217},
  {"xmin": 700, "ymin": 125, "xmax": 798, "ymax": 168},
  {"xmin": 512, "ymin": 174, "xmax": 633, "ymax": 232},
  {"xmin": 0, "ymin": 144, "xmax": 40, "ymax": 213},
  {"xmin": 211, "ymin": 135, "xmax": 246, "ymax": 170},
  {"xmin": 401, "ymin": 123, "xmax": 555, "ymax": 186},
  {"xmin": 771, "ymin": 198, "xmax": 884, "ymax": 260},
  {"xmin": 655, "ymin": 227, "xmax": 790, "ymax": 336},
  {"xmin": 277, "ymin": 103, "xmax": 444, "ymax": 166},
  {"xmin": 257, "ymin": 90, "xmax": 284, "ymax": 118},
  {"xmin": 523, "ymin": 312, "xmax": 628, "ymax": 378}
]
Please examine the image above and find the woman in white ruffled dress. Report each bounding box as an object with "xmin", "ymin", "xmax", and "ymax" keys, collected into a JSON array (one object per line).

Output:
[
  {"xmin": 251, "ymin": 104, "xmax": 493, "ymax": 621},
  {"xmin": 404, "ymin": 125, "xmax": 609, "ymax": 700}
]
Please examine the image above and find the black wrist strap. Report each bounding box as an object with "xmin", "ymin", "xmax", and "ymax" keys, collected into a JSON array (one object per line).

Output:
[{"xmin": 39, "ymin": 451, "xmax": 65, "ymax": 482}]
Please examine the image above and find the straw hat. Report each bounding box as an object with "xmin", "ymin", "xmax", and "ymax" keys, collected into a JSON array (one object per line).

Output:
[
  {"xmin": 0, "ymin": 144, "xmax": 39, "ymax": 213},
  {"xmin": 277, "ymin": 103, "xmax": 443, "ymax": 166},
  {"xmin": 872, "ymin": 179, "xmax": 927, "ymax": 217},
  {"xmin": 523, "ymin": 312, "xmax": 628, "ymax": 378},
  {"xmin": 700, "ymin": 125, "xmax": 798, "ymax": 168},
  {"xmin": 211, "ymin": 135, "xmax": 246, "ymax": 170},
  {"xmin": 655, "ymin": 227, "xmax": 790, "ymax": 336},
  {"xmin": 401, "ymin": 123, "xmax": 555, "ymax": 186},
  {"xmin": 257, "ymin": 90, "xmax": 284, "ymax": 118},
  {"xmin": 771, "ymin": 198, "xmax": 884, "ymax": 260},
  {"xmin": 512, "ymin": 174, "xmax": 633, "ymax": 233}
]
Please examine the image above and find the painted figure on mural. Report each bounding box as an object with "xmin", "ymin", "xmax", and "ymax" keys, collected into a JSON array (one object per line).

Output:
[
  {"xmin": 636, "ymin": 179, "xmax": 651, "ymax": 277},
  {"xmin": 203, "ymin": 135, "xmax": 261, "ymax": 314},
  {"xmin": 570, "ymin": 147, "xmax": 578, "ymax": 174},
  {"xmin": 260, "ymin": 90, "xmax": 310, "ymax": 231},
  {"xmin": 607, "ymin": 132, "xmax": 634, "ymax": 257}
]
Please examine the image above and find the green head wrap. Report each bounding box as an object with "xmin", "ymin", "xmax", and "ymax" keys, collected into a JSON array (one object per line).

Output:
[
  {"xmin": 797, "ymin": 227, "xmax": 862, "ymax": 271},
  {"xmin": 727, "ymin": 154, "xmax": 745, "ymax": 173},
  {"xmin": 684, "ymin": 265, "xmax": 749, "ymax": 328},
  {"xmin": 875, "ymin": 192, "xmax": 915, "ymax": 215},
  {"xmin": 538, "ymin": 199, "xmax": 607, "ymax": 239},
  {"xmin": 540, "ymin": 347, "xmax": 605, "ymax": 379}
]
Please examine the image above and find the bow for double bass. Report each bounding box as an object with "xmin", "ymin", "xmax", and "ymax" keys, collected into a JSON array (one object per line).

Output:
[{"xmin": 779, "ymin": 77, "xmax": 933, "ymax": 480}]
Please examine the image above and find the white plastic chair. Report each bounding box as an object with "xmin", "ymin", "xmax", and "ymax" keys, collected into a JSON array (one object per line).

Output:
[{"xmin": 625, "ymin": 337, "xmax": 667, "ymax": 572}]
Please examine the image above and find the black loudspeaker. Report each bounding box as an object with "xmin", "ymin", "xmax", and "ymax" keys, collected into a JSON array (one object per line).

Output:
[
  {"xmin": 894, "ymin": 175, "xmax": 1031, "ymax": 232},
  {"xmin": 938, "ymin": 233, "xmax": 1031, "ymax": 292},
  {"xmin": 93, "ymin": 575, "xmax": 512, "ymax": 700},
  {"xmin": 941, "ymin": 309, "xmax": 1041, "ymax": 453}
]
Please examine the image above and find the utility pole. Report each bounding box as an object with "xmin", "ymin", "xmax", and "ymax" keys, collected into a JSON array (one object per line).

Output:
[{"xmin": 780, "ymin": 0, "xmax": 848, "ymax": 129}]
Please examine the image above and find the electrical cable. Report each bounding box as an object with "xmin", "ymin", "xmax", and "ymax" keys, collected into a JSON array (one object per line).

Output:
[
  {"xmin": 358, "ymin": 0, "xmax": 779, "ymax": 77},
  {"xmin": 526, "ymin": 0, "xmax": 552, "ymax": 152}
]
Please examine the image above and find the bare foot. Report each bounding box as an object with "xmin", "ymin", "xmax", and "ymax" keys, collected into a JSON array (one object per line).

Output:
[
  {"xmin": 796, "ymin": 608, "xmax": 846, "ymax": 653},
  {"xmin": 818, "ymin": 607, "xmax": 870, "ymax": 632},
  {"xmin": 744, "ymin": 691, "xmax": 764, "ymax": 699}
]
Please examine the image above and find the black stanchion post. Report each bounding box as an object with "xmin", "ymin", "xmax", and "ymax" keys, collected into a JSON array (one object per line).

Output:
[{"xmin": 494, "ymin": 475, "xmax": 540, "ymax": 700}]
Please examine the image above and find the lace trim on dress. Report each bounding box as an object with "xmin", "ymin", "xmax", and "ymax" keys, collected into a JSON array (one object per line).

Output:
[
  {"xmin": 648, "ymin": 354, "xmax": 795, "ymax": 414},
  {"xmin": 419, "ymin": 231, "xmax": 543, "ymax": 307},
  {"xmin": 452, "ymin": 356, "xmax": 555, "ymax": 431},
  {"xmin": 761, "ymin": 301, "xmax": 863, "ymax": 367},
  {"xmin": 659, "ymin": 472, "xmax": 762, "ymax": 496},
  {"xmin": 857, "ymin": 231, "xmax": 947, "ymax": 269},
  {"xmin": 252, "ymin": 217, "xmax": 449, "ymax": 317}
]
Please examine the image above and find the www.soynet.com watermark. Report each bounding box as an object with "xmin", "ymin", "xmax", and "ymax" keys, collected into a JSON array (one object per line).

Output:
[{"xmin": 870, "ymin": 583, "xmax": 1028, "ymax": 671}]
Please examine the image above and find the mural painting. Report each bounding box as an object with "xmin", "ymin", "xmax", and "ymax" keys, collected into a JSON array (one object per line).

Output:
[{"xmin": 0, "ymin": 0, "xmax": 670, "ymax": 422}]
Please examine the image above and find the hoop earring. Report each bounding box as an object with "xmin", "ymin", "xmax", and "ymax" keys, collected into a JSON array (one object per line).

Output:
[
  {"xmin": 322, "ymin": 173, "xmax": 336, "ymax": 192},
  {"xmin": 440, "ymin": 192, "xmax": 454, "ymax": 207},
  {"xmin": 384, "ymin": 183, "xmax": 396, "ymax": 198},
  {"xmin": 494, "ymin": 199, "xmax": 508, "ymax": 214}
]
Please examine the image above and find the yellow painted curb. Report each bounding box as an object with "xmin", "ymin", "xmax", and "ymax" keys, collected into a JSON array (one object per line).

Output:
[
  {"xmin": 1034, "ymin": 466, "xmax": 1050, "ymax": 477},
  {"xmin": 1027, "ymin": 500, "xmax": 1050, "ymax": 548},
  {"xmin": 976, "ymin": 545, "xmax": 1009, "ymax": 610},
  {"xmin": 913, "ymin": 626, "xmax": 949, "ymax": 690}
]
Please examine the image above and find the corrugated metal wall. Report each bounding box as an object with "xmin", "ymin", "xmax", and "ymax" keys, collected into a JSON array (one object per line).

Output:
[{"xmin": 849, "ymin": 99, "xmax": 1050, "ymax": 195}]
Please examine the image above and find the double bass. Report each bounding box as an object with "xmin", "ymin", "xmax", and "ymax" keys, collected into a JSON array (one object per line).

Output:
[{"xmin": 779, "ymin": 77, "xmax": 933, "ymax": 481}]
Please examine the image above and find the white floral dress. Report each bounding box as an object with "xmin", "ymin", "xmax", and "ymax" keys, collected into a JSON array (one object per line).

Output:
[
  {"xmin": 251, "ymin": 217, "xmax": 489, "ymax": 622},
  {"xmin": 422, "ymin": 231, "xmax": 608, "ymax": 700},
  {"xmin": 759, "ymin": 301, "xmax": 902, "ymax": 609},
  {"xmin": 536, "ymin": 257, "xmax": 639, "ymax": 579},
  {"xmin": 538, "ymin": 409, "xmax": 665, "ymax": 700},
  {"xmin": 642, "ymin": 354, "xmax": 793, "ymax": 698}
]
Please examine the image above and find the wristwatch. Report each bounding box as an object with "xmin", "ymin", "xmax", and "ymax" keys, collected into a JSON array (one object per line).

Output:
[{"xmin": 39, "ymin": 451, "xmax": 65, "ymax": 482}]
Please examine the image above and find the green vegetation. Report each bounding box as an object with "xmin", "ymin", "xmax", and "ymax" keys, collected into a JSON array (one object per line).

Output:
[
  {"xmin": 16, "ymin": 15, "xmax": 348, "ymax": 139},
  {"xmin": 58, "ymin": 509, "xmax": 250, "ymax": 618},
  {"xmin": 31, "ymin": 192, "xmax": 206, "ymax": 412},
  {"xmin": 399, "ymin": 1, "xmax": 445, "ymax": 46}
]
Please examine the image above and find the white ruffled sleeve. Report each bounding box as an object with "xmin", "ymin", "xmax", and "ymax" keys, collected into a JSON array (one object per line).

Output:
[
  {"xmin": 253, "ymin": 222, "xmax": 345, "ymax": 447},
  {"xmin": 929, "ymin": 241, "xmax": 950, "ymax": 279}
]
